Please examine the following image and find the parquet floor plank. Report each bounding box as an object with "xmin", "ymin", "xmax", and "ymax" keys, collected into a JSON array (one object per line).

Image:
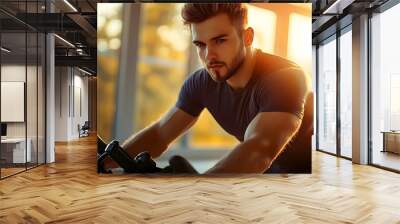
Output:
[{"xmin": 0, "ymin": 135, "xmax": 399, "ymax": 223}]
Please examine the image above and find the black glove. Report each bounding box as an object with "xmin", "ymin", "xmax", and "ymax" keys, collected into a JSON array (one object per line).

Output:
[
  {"xmin": 97, "ymin": 137, "xmax": 197, "ymax": 174},
  {"xmin": 134, "ymin": 151, "xmax": 162, "ymax": 173},
  {"xmin": 97, "ymin": 139, "xmax": 162, "ymax": 173}
]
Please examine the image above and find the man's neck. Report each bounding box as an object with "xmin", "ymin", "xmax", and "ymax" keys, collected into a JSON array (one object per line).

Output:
[{"xmin": 226, "ymin": 48, "xmax": 257, "ymax": 90}]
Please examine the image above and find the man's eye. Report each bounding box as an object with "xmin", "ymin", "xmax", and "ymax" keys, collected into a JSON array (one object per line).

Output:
[{"xmin": 215, "ymin": 39, "xmax": 226, "ymax": 44}]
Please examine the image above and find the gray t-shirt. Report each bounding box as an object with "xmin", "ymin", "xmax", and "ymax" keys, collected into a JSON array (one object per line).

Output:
[{"xmin": 175, "ymin": 50, "xmax": 312, "ymax": 173}]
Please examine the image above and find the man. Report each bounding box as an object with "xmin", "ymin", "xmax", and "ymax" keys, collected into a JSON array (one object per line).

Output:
[{"xmin": 106, "ymin": 3, "xmax": 312, "ymax": 174}]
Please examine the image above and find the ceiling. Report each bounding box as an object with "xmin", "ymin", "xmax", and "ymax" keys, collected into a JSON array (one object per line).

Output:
[
  {"xmin": 0, "ymin": 0, "xmax": 98, "ymax": 74},
  {"xmin": 311, "ymin": 0, "xmax": 390, "ymax": 43}
]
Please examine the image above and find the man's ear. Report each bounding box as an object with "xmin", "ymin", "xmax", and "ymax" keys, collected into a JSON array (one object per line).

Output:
[{"xmin": 243, "ymin": 27, "xmax": 254, "ymax": 47}]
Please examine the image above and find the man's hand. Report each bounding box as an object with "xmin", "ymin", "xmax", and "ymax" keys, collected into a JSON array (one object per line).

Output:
[{"xmin": 205, "ymin": 112, "xmax": 302, "ymax": 174}]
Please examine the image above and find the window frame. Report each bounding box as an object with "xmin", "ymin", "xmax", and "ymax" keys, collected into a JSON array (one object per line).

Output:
[
  {"xmin": 368, "ymin": 0, "xmax": 400, "ymax": 173},
  {"xmin": 314, "ymin": 24, "xmax": 353, "ymax": 161}
]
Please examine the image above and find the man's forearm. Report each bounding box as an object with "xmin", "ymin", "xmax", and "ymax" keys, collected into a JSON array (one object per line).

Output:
[
  {"xmin": 119, "ymin": 107, "xmax": 197, "ymax": 159},
  {"xmin": 204, "ymin": 138, "xmax": 282, "ymax": 174},
  {"xmin": 120, "ymin": 122, "xmax": 168, "ymax": 158}
]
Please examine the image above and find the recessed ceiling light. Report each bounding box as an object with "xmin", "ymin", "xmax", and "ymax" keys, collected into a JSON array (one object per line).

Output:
[
  {"xmin": 78, "ymin": 67, "xmax": 93, "ymax": 76},
  {"xmin": 54, "ymin": 34, "xmax": 75, "ymax": 48},
  {"xmin": 322, "ymin": 0, "xmax": 355, "ymax": 15},
  {"xmin": 1, "ymin": 47, "xmax": 11, "ymax": 53},
  {"xmin": 63, "ymin": 0, "xmax": 78, "ymax": 12}
]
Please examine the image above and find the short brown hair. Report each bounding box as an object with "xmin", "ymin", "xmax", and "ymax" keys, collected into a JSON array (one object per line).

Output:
[{"xmin": 181, "ymin": 3, "xmax": 248, "ymax": 31}]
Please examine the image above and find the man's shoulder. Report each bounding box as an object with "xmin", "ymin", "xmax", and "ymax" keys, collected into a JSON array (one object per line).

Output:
[
  {"xmin": 255, "ymin": 50, "xmax": 302, "ymax": 75},
  {"xmin": 187, "ymin": 67, "xmax": 209, "ymax": 82},
  {"xmin": 254, "ymin": 50, "xmax": 306, "ymax": 84},
  {"xmin": 182, "ymin": 67, "xmax": 212, "ymax": 92},
  {"xmin": 253, "ymin": 50, "xmax": 308, "ymax": 92}
]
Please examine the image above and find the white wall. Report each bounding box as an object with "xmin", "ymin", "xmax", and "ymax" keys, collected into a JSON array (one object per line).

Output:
[
  {"xmin": 74, "ymin": 72, "xmax": 89, "ymax": 129},
  {"xmin": 1, "ymin": 65, "xmax": 26, "ymax": 141},
  {"xmin": 54, "ymin": 67, "xmax": 89, "ymax": 141},
  {"xmin": 1, "ymin": 65, "xmax": 35, "ymax": 137},
  {"xmin": 1, "ymin": 64, "xmax": 46, "ymax": 163},
  {"xmin": 55, "ymin": 67, "xmax": 69, "ymax": 141}
]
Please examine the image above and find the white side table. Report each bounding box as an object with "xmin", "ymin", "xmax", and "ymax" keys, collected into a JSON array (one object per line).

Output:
[{"xmin": 1, "ymin": 138, "xmax": 32, "ymax": 163}]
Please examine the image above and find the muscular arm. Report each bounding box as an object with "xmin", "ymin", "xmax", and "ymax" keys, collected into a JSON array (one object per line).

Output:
[
  {"xmin": 204, "ymin": 112, "xmax": 302, "ymax": 174},
  {"xmin": 121, "ymin": 107, "xmax": 198, "ymax": 158},
  {"xmin": 204, "ymin": 65, "xmax": 309, "ymax": 174}
]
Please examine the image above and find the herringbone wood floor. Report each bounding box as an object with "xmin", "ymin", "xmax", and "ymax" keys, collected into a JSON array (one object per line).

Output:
[{"xmin": 1, "ymin": 135, "xmax": 400, "ymax": 223}]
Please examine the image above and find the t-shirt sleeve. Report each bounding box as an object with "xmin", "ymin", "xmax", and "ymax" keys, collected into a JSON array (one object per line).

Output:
[
  {"xmin": 175, "ymin": 70, "xmax": 205, "ymax": 117},
  {"xmin": 257, "ymin": 67, "xmax": 307, "ymax": 119}
]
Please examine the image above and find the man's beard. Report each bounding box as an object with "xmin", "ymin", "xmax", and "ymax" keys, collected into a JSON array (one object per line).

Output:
[{"xmin": 207, "ymin": 45, "xmax": 246, "ymax": 83}]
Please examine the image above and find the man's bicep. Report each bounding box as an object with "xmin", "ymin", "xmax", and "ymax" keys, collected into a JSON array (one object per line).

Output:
[
  {"xmin": 259, "ymin": 68, "xmax": 308, "ymax": 119},
  {"xmin": 244, "ymin": 112, "xmax": 301, "ymax": 160},
  {"xmin": 158, "ymin": 107, "xmax": 198, "ymax": 144}
]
